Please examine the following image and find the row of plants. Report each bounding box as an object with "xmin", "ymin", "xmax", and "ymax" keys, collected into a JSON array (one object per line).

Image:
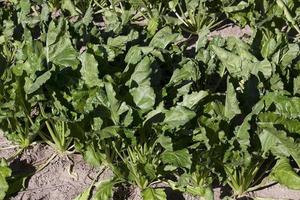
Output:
[{"xmin": 0, "ymin": 0, "xmax": 300, "ymax": 199}]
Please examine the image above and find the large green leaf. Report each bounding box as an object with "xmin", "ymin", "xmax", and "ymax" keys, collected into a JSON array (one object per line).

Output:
[
  {"xmin": 259, "ymin": 112, "xmax": 300, "ymax": 134},
  {"xmin": 259, "ymin": 127, "xmax": 300, "ymax": 167},
  {"xmin": 83, "ymin": 145, "xmax": 102, "ymax": 167},
  {"xmin": 161, "ymin": 149, "xmax": 192, "ymax": 169},
  {"xmin": 93, "ymin": 179, "xmax": 115, "ymax": 200},
  {"xmin": 0, "ymin": 159, "xmax": 11, "ymax": 200},
  {"xmin": 261, "ymin": 38, "xmax": 278, "ymax": 59},
  {"xmin": 224, "ymin": 78, "xmax": 241, "ymax": 120},
  {"xmin": 264, "ymin": 94, "xmax": 300, "ymax": 119},
  {"xmin": 235, "ymin": 99, "xmax": 264, "ymax": 148},
  {"xmin": 149, "ymin": 27, "xmax": 180, "ymax": 49},
  {"xmin": 178, "ymin": 91, "xmax": 208, "ymax": 110},
  {"xmin": 61, "ymin": 0, "xmax": 78, "ymax": 16},
  {"xmin": 211, "ymin": 45, "xmax": 244, "ymax": 77},
  {"xmin": 79, "ymin": 52, "xmax": 102, "ymax": 88},
  {"xmin": 271, "ymin": 158, "xmax": 300, "ymax": 190},
  {"xmin": 186, "ymin": 186, "xmax": 214, "ymax": 200},
  {"xmin": 141, "ymin": 188, "xmax": 167, "ymax": 200},
  {"xmin": 212, "ymin": 45, "xmax": 273, "ymax": 78},
  {"xmin": 168, "ymin": 60, "xmax": 200, "ymax": 86},
  {"xmin": 130, "ymin": 85, "xmax": 156, "ymax": 112},
  {"xmin": 48, "ymin": 32, "xmax": 79, "ymax": 69},
  {"xmin": 280, "ymin": 44, "xmax": 299, "ymax": 66},
  {"xmin": 26, "ymin": 67, "xmax": 54, "ymax": 94},
  {"xmin": 129, "ymin": 56, "xmax": 153, "ymax": 86},
  {"xmin": 163, "ymin": 106, "xmax": 196, "ymax": 129},
  {"xmin": 104, "ymin": 82, "xmax": 120, "ymax": 125},
  {"xmin": 107, "ymin": 31, "xmax": 139, "ymax": 56}
]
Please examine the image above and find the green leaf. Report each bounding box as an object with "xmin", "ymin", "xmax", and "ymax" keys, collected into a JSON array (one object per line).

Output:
[
  {"xmin": 294, "ymin": 76, "xmax": 300, "ymax": 95},
  {"xmin": 79, "ymin": 52, "xmax": 101, "ymax": 87},
  {"xmin": 83, "ymin": 145, "xmax": 102, "ymax": 167},
  {"xmin": 264, "ymin": 94, "xmax": 300, "ymax": 119},
  {"xmin": 46, "ymin": 20, "xmax": 79, "ymax": 69},
  {"xmin": 61, "ymin": 0, "xmax": 78, "ymax": 16},
  {"xmin": 223, "ymin": 1, "xmax": 250, "ymax": 12},
  {"xmin": 48, "ymin": 34, "xmax": 79, "ymax": 70},
  {"xmin": 99, "ymin": 126, "xmax": 119, "ymax": 139},
  {"xmin": 178, "ymin": 91, "xmax": 208, "ymax": 110},
  {"xmin": 27, "ymin": 68, "xmax": 54, "ymax": 94},
  {"xmin": 163, "ymin": 106, "xmax": 196, "ymax": 129},
  {"xmin": 259, "ymin": 128, "xmax": 300, "ymax": 167},
  {"xmin": 93, "ymin": 179, "xmax": 115, "ymax": 200},
  {"xmin": 259, "ymin": 112, "xmax": 300, "ymax": 134},
  {"xmin": 147, "ymin": 17, "xmax": 159, "ymax": 36},
  {"xmin": 73, "ymin": 186, "xmax": 92, "ymax": 200},
  {"xmin": 212, "ymin": 45, "xmax": 273, "ymax": 78},
  {"xmin": 280, "ymin": 44, "xmax": 299, "ymax": 66},
  {"xmin": 211, "ymin": 45, "xmax": 243, "ymax": 77},
  {"xmin": 225, "ymin": 78, "xmax": 241, "ymax": 120},
  {"xmin": 129, "ymin": 56, "xmax": 153, "ymax": 85},
  {"xmin": 157, "ymin": 135, "xmax": 173, "ymax": 151},
  {"xmin": 130, "ymin": 85, "xmax": 155, "ymax": 112},
  {"xmin": 149, "ymin": 27, "xmax": 180, "ymax": 49},
  {"xmin": 161, "ymin": 149, "xmax": 192, "ymax": 169},
  {"xmin": 141, "ymin": 188, "xmax": 167, "ymax": 200},
  {"xmin": 168, "ymin": 0, "xmax": 178, "ymax": 11},
  {"xmin": 236, "ymin": 99, "xmax": 265, "ymax": 148},
  {"xmin": 107, "ymin": 31, "xmax": 139, "ymax": 55},
  {"xmin": 186, "ymin": 186, "xmax": 214, "ymax": 200},
  {"xmin": 168, "ymin": 60, "xmax": 200, "ymax": 86},
  {"xmin": 104, "ymin": 82, "xmax": 120, "ymax": 125},
  {"xmin": 253, "ymin": 59, "xmax": 273, "ymax": 79},
  {"xmin": 0, "ymin": 159, "xmax": 11, "ymax": 200},
  {"xmin": 128, "ymin": 0, "xmax": 146, "ymax": 9},
  {"xmin": 82, "ymin": 5, "xmax": 94, "ymax": 26},
  {"xmin": 261, "ymin": 38, "xmax": 277, "ymax": 59},
  {"xmin": 271, "ymin": 158, "xmax": 300, "ymax": 190},
  {"xmin": 125, "ymin": 46, "xmax": 143, "ymax": 65}
]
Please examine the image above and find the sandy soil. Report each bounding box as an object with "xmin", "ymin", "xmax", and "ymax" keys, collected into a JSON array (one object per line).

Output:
[
  {"xmin": 209, "ymin": 24, "xmax": 252, "ymax": 39},
  {"xmin": 0, "ymin": 133, "xmax": 109, "ymax": 200}
]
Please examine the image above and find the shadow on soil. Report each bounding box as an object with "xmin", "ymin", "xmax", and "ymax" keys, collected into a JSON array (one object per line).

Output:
[{"xmin": 7, "ymin": 158, "xmax": 36, "ymax": 197}]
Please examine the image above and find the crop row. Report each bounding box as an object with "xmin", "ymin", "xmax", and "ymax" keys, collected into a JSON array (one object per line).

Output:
[{"xmin": 0, "ymin": 1, "xmax": 300, "ymax": 200}]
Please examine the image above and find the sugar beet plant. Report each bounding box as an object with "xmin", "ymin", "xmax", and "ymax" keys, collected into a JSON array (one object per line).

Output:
[{"xmin": 1, "ymin": 0, "xmax": 300, "ymax": 200}]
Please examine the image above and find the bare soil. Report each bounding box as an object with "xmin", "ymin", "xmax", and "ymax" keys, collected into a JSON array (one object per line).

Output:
[
  {"xmin": 209, "ymin": 24, "xmax": 252, "ymax": 39},
  {"xmin": 0, "ymin": 133, "xmax": 111, "ymax": 200}
]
